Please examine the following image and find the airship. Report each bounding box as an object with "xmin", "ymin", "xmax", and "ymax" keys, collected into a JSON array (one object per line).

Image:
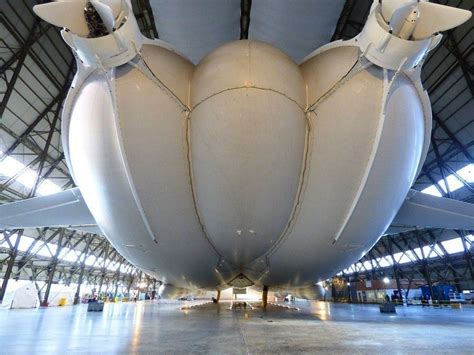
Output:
[{"xmin": 1, "ymin": 0, "xmax": 473, "ymax": 302}]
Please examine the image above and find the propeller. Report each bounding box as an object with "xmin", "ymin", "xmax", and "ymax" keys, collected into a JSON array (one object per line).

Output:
[{"xmin": 380, "ymin": 0, "xmax": 472, "ymax": 40}]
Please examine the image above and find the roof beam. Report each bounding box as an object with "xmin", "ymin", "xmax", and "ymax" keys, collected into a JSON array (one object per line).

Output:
[
  {"xmin": 446, "ymin": 31, "xmax": 474, "ymax": 96},
  {"xmin": 1, "ymin": 58, "xmax": 73, "ymax": 160},
  {"xmin": 433, "ymin": 114, "xmax": 474, "ymax": 163},
  {"xmin": 0, "ymin": 20, "xmax": 50, "ymax": 76},
  {"xmin": 240, "ymin": 0, "xmax": 252, "ymax": 40}
]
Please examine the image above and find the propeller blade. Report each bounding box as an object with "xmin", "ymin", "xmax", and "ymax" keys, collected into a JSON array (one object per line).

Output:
[
  {"xmin": 412, "ymin": 2, "xmax": 472, "ymax": 40},
  {"xmin": 91, "ymin": 0, "xmax": 116, "ymax": 33},
  {"xmin": 380, "ymin": 0, "xmax": 417, "ymax": 23},
  {"xmin": 33, "ymin": 1, "xmax": 89, "ymax": 37},
  {"xmin": 98, "ymin": 0, "xmax": 122, "ymax": 18}
]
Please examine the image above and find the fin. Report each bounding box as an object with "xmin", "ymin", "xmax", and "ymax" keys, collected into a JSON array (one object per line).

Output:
[
  {"xmin": 0, "ymin": 187, "xmax": 100, "ymax": 233},
  {"xmin": 387, "ymin": 189, "xmax": 474, "ymax": 234}
]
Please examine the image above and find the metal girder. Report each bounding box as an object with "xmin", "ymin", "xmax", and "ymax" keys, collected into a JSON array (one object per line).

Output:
[
  {"xmin": 73, "ymin": 234, "xmax": 92, "ymax": 304},
  {"xmin": 431, "ymin": 132, "xmax": 452, "ymax": 198},
  {"xmin": 132, "ymin": 0, "xmax": 159, "ymax": 39},
  {"xmin": 41, "ymin": 228, "xmax": 66, "ymax": 306},
  {"xmin": 0, "ymin": 14, "xmax": 65, "ymax": 90},
  {"xmin": 0, "ymin": 229, "xmax": 144, "ymax": 293},
  {"xmin": 331, "ymin": 0, "xmax": 357, "ymax": 41},
  {"xmin": 1, "ymin": 63, "xmax": 72, "ymax": 158},
  {"xmin": 0, "ymin": 229, "xmax": 23, "ymax": 303},
  {"xmin": 240, "ymin": 0, "xmax": 252, "ymax": 40},
  {"xmin": 0, "ymin": 21, "xmax": 39, "ymax": 117},
  {"xmin": 28, "ymin": 95, "xmax": 62, "ymax": 197},
  {"xmin": 331, "ymin": 0, "xmax": 371, "ymax": 41},
  {"xmin": 432, "ymin": 114, "xmax": 474, "ymax": 163},
  {"xmin": 446, "ymin": 30, "xmax": 474, "ymax": 96},
  {"xmin": 350, "ymin": 228, "xmax": 474, "ymax": 290},
  {"xmin": 455, "ymin": 230, "xmax": 474, "ymax": 281},
  {"xmin": 0, "ymin": 20, "xmax": 50, "ymax": 76},
  {"xmin": 13, "ymin": 229, "xmax": 60, "ymax": 275}
]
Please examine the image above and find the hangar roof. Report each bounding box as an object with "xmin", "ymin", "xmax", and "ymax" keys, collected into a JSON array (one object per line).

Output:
[
  {"xmin": 0, "ymin": 0, "xmax": 473, "ymax": 289},
  {"xmin": 150, "ymin": 0, "xmax": 345, "ymax": 63}
]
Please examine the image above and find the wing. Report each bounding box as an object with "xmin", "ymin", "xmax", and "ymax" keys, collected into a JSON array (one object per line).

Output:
[
  {"xmin": 0, "ymin": 187, "xmax": 100, "ymax": 234},
  {"xmin": 386, "ymin": 189, "xmax": 474, "ymax": 235}
]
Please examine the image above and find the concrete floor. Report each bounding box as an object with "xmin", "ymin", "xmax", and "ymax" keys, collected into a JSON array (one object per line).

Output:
[{"xmin": 0, "ymin": 300, "xmax": 473, "ymax": 354}]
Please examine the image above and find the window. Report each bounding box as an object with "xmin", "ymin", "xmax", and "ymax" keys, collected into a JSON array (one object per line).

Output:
[
  {"xmin": 421, "ymin": 163, "xmax": 474, "ymax": 196},
  {"xmin": 441, "ymin": 238, "xmax": 465, "ymax": 254},
  {"xmin": 0, "ymin": 151, "xmax": 61, "ymax": 196}
]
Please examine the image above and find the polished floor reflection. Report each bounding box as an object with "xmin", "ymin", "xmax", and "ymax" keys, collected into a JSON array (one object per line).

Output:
[{"xmin": 0, "ymin": 300, "xmax": 473, "ymax": 353}]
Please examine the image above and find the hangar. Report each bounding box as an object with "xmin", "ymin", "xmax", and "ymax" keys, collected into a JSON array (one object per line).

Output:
[{"xmin": 0, "ymin": 0, "xmax": 473, "ymax": 352}]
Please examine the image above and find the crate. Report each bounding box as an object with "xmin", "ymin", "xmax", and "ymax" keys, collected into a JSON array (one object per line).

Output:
[
  {"xmin": 87, "ymin": 302, "xmax": 104, "ymax": 312},
  {"xmin": 379, "ymin": 303, "xmax": 396, "ymax": 313}
]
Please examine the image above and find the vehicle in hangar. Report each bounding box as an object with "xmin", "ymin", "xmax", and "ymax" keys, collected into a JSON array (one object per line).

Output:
[{"xmin": 0, "ymin": 0, "xmax": 473, "ymax": 301}]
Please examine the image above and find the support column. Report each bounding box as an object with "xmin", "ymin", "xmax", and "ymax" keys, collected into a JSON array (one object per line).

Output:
[
  {"xmin": 113, "ymin": 261, "xmax": 123, "ymax": 299},
  {"xmin": 216, "ymin": 290, "xmax": 221, "ymax": 303},
  {"xmin": 145, "ymin": 276, "xmax": 150, "ymax": 299},
  {"xmin": 97, "ymin": 244, "xmax": 110, "ymax": 294},
  {"xmin": 74, "ymin": 235, "xmax": 92, "ymax": 305},
  {"xmin": 262, "ymin": 285, "xmax": 269, "ymax": 308},
  {"xmin": 388, "ymin": 238, "xmax": 403, "ymax": 304},
  {"xmin": 458, "ymin": 231, "xmax": 474, "ymax": 282},
  {"xmin": 127, "ymin": 277, "xmax": 134, "ymax": 294},
  {"xmin": 152, "ymin": 279, "xmax": 157, "ymax": 300},
  {"xmin": 136, "ymin": 271, "xmax": 143, "ymax": 299},
  {"xmin": 41, "ymin": 230, "xmax": 65, "ymax": 306},
  {"xmin": 0, "ymin": 230, "xmax": 23, "ymax": 303},
  {"xmin": 416, "ymin": 234, "xmax": 435, "ymax": 305},
  {"xmin": 34, "ymin": 280, "xmax": 43, "ymax": 304}
]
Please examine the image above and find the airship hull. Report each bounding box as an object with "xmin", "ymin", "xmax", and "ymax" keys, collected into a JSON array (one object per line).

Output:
[
  {"xmin": 0, "ymin": 0, "xmax": 468, "ymax": 296},
  {"xmin": 65, "ymin": 40, "xmax": 429, "ymax": 290}
]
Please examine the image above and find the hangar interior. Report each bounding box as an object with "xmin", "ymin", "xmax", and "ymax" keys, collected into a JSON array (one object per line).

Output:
[{"xmin": 0, "ymin": 0, "xmax": 473, "ymax": 353}]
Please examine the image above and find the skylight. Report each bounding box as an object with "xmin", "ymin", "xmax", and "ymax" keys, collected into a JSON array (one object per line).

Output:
[
  {"xmin": 340, "ymin": 235, "xmax": 473, "ymax": 275},
  {"xmin": 421, "ymin": 185, "xmax": 442, "ymax": 197},
  {"xmin": 0, "ymin": 150, "xmax": 62, "ymax": 196},
  {"xmin": 441, "ymin": 238, "xmax": 465, "ymax": 254},
  {"xmin": 0, "ymin": 233, "xmax": 133, "ymax": 274},
  {"xmin": 421, "ymin": 163, "xmax": 474, "ymax": 197}
]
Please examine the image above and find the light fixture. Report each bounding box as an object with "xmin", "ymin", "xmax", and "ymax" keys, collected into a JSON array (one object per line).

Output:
[{"xmin": 383, "ymin": 277, "xmax": 390, "ymax": 284}]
